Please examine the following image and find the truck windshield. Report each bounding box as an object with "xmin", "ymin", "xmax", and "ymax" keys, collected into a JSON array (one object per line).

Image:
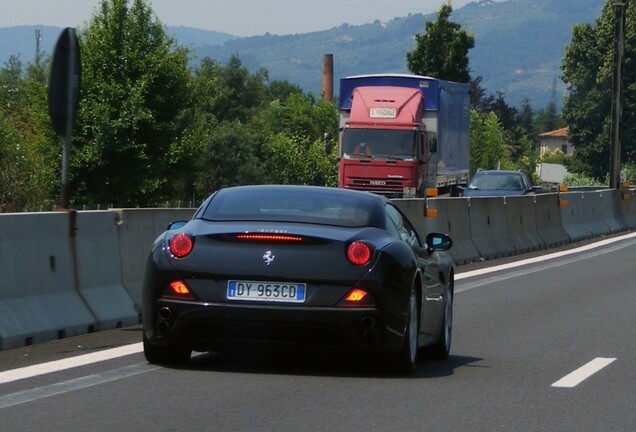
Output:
[{"xmin": 341, "ymin": 129, "xmax": 416, "ymax": 160}]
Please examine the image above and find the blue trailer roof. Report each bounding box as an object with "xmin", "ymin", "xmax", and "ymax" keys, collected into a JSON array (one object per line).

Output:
[{"xmin": 338, "ymin": 74, "xmax": 468, "ymax": 111}]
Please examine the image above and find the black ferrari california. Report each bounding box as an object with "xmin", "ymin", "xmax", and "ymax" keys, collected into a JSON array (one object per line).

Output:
[{"xmin": 142, "ymin": 185, "xmax": 454, "ymax": 373}]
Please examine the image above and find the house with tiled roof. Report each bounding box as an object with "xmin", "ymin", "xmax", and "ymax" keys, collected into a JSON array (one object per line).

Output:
[{"xmin": 538, "ymin": 127, "xmax": 572, "ymax": 156}]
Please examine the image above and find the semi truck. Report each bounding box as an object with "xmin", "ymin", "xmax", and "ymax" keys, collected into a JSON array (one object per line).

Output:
[{"xmin": 337, "ymin": 74, "xmax": 470, "ymax": 197}]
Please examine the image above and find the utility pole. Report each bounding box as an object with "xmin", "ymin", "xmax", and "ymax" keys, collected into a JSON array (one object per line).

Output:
[
  {"xmin": 609, "ymin": 0, "xmax": 626, "ymax": 189},
  {"xmin": 35, "ymin": 29, "xmax": 42, "ymax": 63}
]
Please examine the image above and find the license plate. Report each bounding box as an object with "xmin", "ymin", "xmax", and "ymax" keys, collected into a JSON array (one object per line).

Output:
[{"xmin": 227, "ymin": 280, "xmax": 306, "ymax": 303}]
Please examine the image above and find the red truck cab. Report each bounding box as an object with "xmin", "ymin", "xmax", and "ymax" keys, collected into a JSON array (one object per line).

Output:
[
  {"xmin": 339, "ymin": 86, "xmax": 428, "ymax": 197},
  {"xmin": 338, "ymin": 74, "xmax": 469, "ymax": 197}
]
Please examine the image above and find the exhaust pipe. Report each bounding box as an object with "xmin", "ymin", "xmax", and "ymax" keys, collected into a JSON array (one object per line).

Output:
[
  {"xmin": 360, "ymin": 316, "xmax": 377, "ymax": 344},
  {"xmin": 158, "ymin": 307, "xmax": 172, "ymax": 321},
  {"xmin": 157, "ymin": 320, "xmax": 170, "ymax": 334},
  {"xmin": 360, "ymin": 316, "xmax": 376, "ymax": 330}
]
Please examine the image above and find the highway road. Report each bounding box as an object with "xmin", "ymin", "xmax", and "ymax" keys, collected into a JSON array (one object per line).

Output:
[{"xmin": 1, "ymin": 233, "xmax": 635, "ymax": 431}]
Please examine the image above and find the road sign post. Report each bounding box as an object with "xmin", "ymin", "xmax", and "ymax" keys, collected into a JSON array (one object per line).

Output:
[{"xmin": 48, "ymin": 27, "xmax": 81, "ymax": 209}]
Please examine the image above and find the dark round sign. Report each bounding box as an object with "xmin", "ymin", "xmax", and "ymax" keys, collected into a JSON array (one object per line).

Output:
[{"xmin": 48, "ymin": 27, "xmax": 81, "ymax": 136}]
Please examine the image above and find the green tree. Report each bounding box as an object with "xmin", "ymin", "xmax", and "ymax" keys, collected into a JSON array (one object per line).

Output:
[
  {"xmin": 561, "ymin": 0, "xmax": 636, "ymax": 181},
  {"xmin": 0, "ymin": 56, "xmax": 58, "ymax": 211},
  {"xmin": 534, "ymin": 100, "xmax": 564, "ymax": 134},
  {"xmin": 518, "ymin": 98, "xmax": 536, "ymax": 137},
  {"xmin": 540, "ymin": 149, "xmax": 569, "ymax": 165},
  {"xmin": 267, "ymin": 80, "xmax": 304, "ymax": 102},
  {"xmin": 72, "ymin": 0, "xmax": 192, "ymax": 206},
  {"xmin": 185, "ymin": 55, "xmax": 337, "ymax": 195},
  {"xmin": 258, "ymin": 89, "xmax": 338, "ymax": 186},
  {"xmin": 207, "ymin": 55, "xmax": 268, "ymax": 123},
  {"xmin": 262, "ymin": 92, "xmax": 337, "ymax": 142},
  {"xmin": 186, "ymin": 56, "xmax": 281, "ymax": 196},
  {"xmin": 474, "ymin": 91, "xmax": 537, "ymax": 166},
  {"xmin": 470, "ymin": 109, "xmax": 512, "ymax": 174},
  {"xmin": 188, "ymin": 119, "xmax": 267, "ymax": 195},
  {"xmin": 406, "ymin": 4, "xmax": 474, "ymax": 83},
  {"xmin": 0, "ymin": 56, "xmax": 25, "ymax": 111},
  {"xmin": 0, "ymin": 114, "xmax": 27, "ymax": 210},
  {"xmin": 260, "ymin": 133, "xmax": 337, "ymax": 187}
]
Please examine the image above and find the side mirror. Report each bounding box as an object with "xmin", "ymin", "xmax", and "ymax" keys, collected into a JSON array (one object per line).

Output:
[
  {"xmin": 428, "ymin": 137, "xmax": 438, "ymax": 153},
  {"xmin": 324, "ymin": 132, "xmax": 333, "ymax": 155},
  {"xmin": 167, "ymin": 220, "xmax": 188, "ymax": 230},
  {"xmin": 426, "ymin": 232, "xmax": 453, "ymax": 252}
]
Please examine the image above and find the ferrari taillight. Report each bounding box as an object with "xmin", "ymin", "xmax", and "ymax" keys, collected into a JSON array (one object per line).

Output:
[
  {"xmin": 347, "ymin": 241, "xmax": 372, "ymax": 265},
  {"xmin": 169, "ymin": 233, "xmax": 193, "ymax": 258}
]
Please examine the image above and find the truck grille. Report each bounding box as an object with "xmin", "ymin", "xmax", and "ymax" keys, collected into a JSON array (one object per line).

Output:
[{"xmin": 346, "ymin": 177, "xmax": 405, "ymax": 194}]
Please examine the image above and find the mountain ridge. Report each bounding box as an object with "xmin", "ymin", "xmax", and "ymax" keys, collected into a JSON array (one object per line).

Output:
[{"xmin": 0, "ymin": 0, "xmax": 606, "ymax": 109}]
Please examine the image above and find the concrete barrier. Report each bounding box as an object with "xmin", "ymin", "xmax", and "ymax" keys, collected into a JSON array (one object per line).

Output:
[
  {"xmin": 0, "ymin": 212, "xmax": 96, "ymax": 350},
  {"xmin": 598, "ymin": 190, "xmax": 623, "ymax": 233},
  {"xmin": 3, "ymin": 189, "xmax": 636, "ymax": 350},
  {"xmin": 505, "ymin": 195, "xmax": 545, "ymax": 254},
  {"xmin": 612, "ymin": 189, "xmax": 636, "ymax": 230},
  {"xmin": 117, "ymin": 208, "xmax": 195, "ymax": 306},
  {"xmin": 559, "ymin": 192, "xmax": 612, "ymax": 241},
  {"xmin": 468, "ymin": 197, "xmax": 516, "ymax": 260},
  {"xmin": 534, "ymin": 194, "xmax": 570, "ymax": 248},
  {"xmin": 395, "ymin": 198, "xmax": 480, "ymax": 264},
  {"xmin": 422, "ymin": 197, "xmax": 480, "ymax": 264},
  {"xmin": 74, "ymin": 211, "xmax": 140, "ymax": 330}
]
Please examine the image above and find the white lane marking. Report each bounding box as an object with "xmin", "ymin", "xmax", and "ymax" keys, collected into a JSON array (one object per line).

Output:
[
  {"xmin": 456, "ymin": 231, "xmax": 636, "ymax": 281},
  {"xmin": 0, "ymin": 342, "xmax": 143, "ymax": 385},
  {"xmin": 0, "ymin": 363, "xmax": 158, "ymax": 410},
  {"xmin": 551, "ymin": 357, "xmax": 617, "ymax": 388}
]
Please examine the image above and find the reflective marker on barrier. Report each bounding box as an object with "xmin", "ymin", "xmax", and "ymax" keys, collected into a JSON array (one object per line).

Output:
[
  {"xmin": 425, "ymin": 208, "xmax": 438, "ymax": 217},
  {"xmin": 425, "ymin": 188, "xmax": 439, "ymax": 197}
]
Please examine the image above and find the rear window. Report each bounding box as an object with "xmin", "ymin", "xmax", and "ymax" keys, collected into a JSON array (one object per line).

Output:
[
  {"xmin": 200, "ymin": 188, "xmax": 373, "ymax": 227},
  {"xmin": 469, "ymin": 173, "xmax": 523, "ymax": 191}
]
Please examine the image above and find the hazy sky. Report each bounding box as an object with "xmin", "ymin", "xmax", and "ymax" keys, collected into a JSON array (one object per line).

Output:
[{"xmin": 0, "ymin": 0, "xmax": 481, "ymax": 37}]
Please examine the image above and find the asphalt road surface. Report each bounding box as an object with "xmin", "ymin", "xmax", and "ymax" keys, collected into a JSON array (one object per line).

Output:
[{"xmin": 1, "ymin": 233, "xmax": 635, "ymax": 431}]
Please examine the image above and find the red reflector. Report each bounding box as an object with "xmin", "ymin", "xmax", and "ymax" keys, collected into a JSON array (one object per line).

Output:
[
  {"xmin": 345, "ymin": 288, "xmax": 368, "ymax": 302},
  {"xmin": 170, "ymin": 281, "xmax": 191, "ymax": 295},
  {"xmin": 347, "ymin": 241, "xmax": 372, "ymax": 265},
  {"xmin": 236, "ymin": 234, "xmax": 303, "ymax": 242},
  {"xmin": 337, "ymin": 288, "xmax": 376, "ymax": 307},
  {"xmin": 161, "ymin": 280, "xmax": 195, "ymax": 300},
  {"xmin": 169, "ymin": 233, "xmax": 193, "ymax": 258}
]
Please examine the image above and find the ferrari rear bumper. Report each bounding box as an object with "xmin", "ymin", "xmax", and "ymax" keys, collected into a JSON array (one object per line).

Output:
[{"xmin": 145, "ymin": 299, "xmax": 405, "ymax": 355}]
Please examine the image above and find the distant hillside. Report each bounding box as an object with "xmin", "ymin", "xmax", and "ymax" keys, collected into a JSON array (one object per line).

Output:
[
  {"xmin": 193, "ymin": 0, "xmax": 605, "ymax": 109},
  {"xmin": 0, "ymin": 0, "xmax": 605, "ymax": 109},
  {"xmin": 456, "ymin": 0, "xmax": 605, "ymax": 108},
  {"xmin": 0, "ymin": 26, "xmax": 63, "ymax": 63},
  {"xmin": 167, "ymin": 26, "xmax": 235, "ymax": 48},
  {"xmin": 0, "ymin": 25, "xmax": 235, "ymax": 65}
]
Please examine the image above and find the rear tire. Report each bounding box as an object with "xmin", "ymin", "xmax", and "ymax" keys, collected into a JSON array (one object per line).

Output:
[
  {"xmin": 143, "ymin": 333, "xmax": 191, "ymax": 366},
  {"xmin": 425, "ymin": 283, "xmax": 453, "ymax": 360},
  {"xmin": 393, "ymin": 289, "xmax": 419, "ymax": 374}
]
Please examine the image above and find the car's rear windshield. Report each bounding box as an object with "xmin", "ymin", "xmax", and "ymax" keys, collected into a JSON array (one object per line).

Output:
[
  {"xmin": 200, "ymin": 188, "xmax": 373, "ymax": 227},
  {"xmin": 469, "ymin": 173, "xmax": 523, "ymax": 191}
]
